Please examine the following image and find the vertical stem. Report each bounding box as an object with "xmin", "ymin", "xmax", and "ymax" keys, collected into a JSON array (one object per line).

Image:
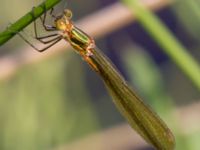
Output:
[{"xmin": 122, "ymin": 0, "xmax": 200, "ymax": 91}]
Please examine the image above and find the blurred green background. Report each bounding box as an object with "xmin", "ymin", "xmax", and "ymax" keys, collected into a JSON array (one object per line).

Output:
[{"xmin": 0, "ymin": 0, "xmax": 200, "ymax": 150}]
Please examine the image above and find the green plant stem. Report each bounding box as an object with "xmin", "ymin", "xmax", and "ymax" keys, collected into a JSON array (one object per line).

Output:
[
  {"xmin": 0, "ymin": 0, "xmax": 61, "ymax": 46},
  {"xmin": 121, "ymin": 0, "xmax": 200, "ymax": 91},
  {"xmin": 188, "ymin": 0, "xmax": 200, "ymax": 21}
]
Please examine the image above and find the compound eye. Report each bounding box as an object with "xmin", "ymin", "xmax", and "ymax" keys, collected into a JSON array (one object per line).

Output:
[{"xmin": 64, "ymin": 9, "xmax": 72, "ymax": 19}]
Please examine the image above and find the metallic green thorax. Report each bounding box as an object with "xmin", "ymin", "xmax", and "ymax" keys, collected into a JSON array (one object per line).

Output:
[{"xmin": 65, "ymin": 26, "xmax": 92, "ymax": 53}]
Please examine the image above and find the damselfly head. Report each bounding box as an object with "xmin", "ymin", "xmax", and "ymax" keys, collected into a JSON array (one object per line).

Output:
[
  {"xmin": 63, "ymin": 9, "xmax": 73, "ymax": 19},
  {"xmin": 54, "ymin": 9, "xmax": 73, "ymax": 32}
]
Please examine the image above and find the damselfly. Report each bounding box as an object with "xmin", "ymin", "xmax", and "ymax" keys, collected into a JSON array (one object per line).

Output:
[{"xmin": 19, "ymin": 8, "xmax": 175, "ymax": 150}]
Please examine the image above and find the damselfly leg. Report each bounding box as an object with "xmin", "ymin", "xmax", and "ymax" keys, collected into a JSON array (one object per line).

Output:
[
  {"xmin": 38, "ymin": 7, "xmax": 57, "ymax": 32},
  {"xmin": 34, "ymin": 8, "xmax": 58, "ymax": 43},
  {"xmin": 19, "ymin": 7, "xmax": 62, "ymax": 52}
]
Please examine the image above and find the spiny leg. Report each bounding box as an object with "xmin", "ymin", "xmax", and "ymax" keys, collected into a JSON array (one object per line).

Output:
[
  {"xmin": 36, "ymin": 36, "xmax": 62, "ymax": 52},
  {"xmin": 40, "ymin": 7, "xmax": 57, "ymax": 31},
  {"xmin": 12, "ymin": 7, "xmax": 62, "ymax": 52},
  {"xmin": 32, "ymin": 7, "xmax": 59, "ymax": 44},
  {"xmin": 6, "ymin": 22, "xmax": 54, "ymax": 45},
  {"xmin": 18, "ymin": 32, "xmax": 62, "ymax": 52},
  {"xmin": 49, "ymin": 7, "xmax": 57, "ymax": 19},
  {"xmin": 33, "ymin": 17, "xmax": 59, "ymax": 44}
]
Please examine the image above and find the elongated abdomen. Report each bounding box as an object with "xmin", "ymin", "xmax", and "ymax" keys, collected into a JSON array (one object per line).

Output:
[{"xmin": 87, "ymin": 47, "xmax": 175, "ymax": 150}]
